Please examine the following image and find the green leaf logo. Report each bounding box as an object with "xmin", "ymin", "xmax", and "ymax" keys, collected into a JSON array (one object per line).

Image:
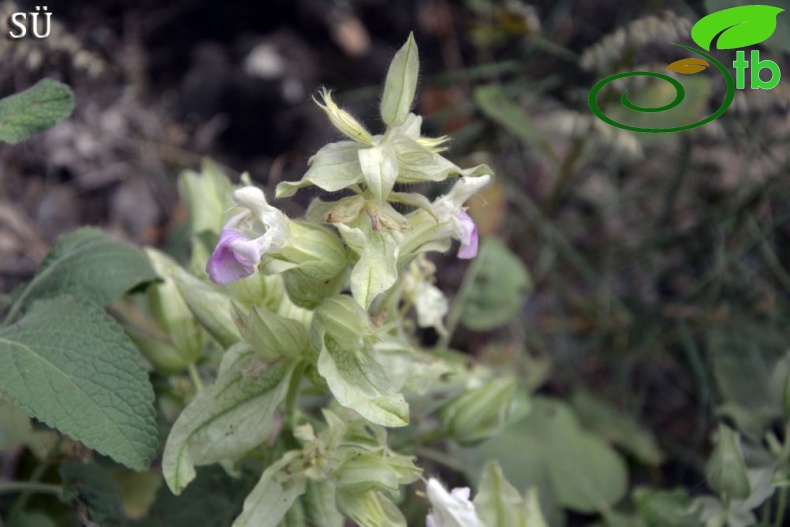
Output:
[{"xmin": 691, "ymin": 5, "xmax": 784, "ymax": 51}]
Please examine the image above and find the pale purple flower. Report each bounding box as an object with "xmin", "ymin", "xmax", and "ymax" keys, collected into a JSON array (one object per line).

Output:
[
  {"xmin": 429, "ymin": 175, "xmax": 489, "ymax": 260},
  {"xmin": 206, "ymin": 186, "xmax": 289, "ymax": 284},
  {"xmin": 455, "ymin": 211, "xmax": 478, "ymax": 259},
  {"xmin": 206, "ymin": 227, "xmax": 270, "ymax": 283}
]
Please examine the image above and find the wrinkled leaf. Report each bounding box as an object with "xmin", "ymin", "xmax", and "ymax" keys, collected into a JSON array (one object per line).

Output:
[
  {"xmin": 15, "ymin": 227, "xmax": 157, "ymax": 311},
  {"xmin": 461, "ymin": 238, "xmax": 531, "ymax": 330},
  {"xmin": 380, "ymin": 33, "xmax": 419, "ymax": 127},
  {"xmin": 0, "ymin": 296, "xmax": 157, "ymax": 470},
  {"xmin": 162, "ymin": 344, "xmax": 295, "ymax": 494},
  {"xmin": 0, "ymin": 78, "xmax": 74, "ymax": 144},
  {"xmin": 691, "ymin": 5, "xmax": 783, "ymax": 51}
]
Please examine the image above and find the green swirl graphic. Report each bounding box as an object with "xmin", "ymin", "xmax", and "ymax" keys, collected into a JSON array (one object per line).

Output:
[{"xmin": 588, "ymin": 44, "xmax": 735, "ymax": 133}]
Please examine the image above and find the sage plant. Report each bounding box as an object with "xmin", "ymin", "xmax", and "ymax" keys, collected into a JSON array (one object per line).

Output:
[{"xmin": 152, "ymin": 35, "xmax": 541, "ymax": 526}]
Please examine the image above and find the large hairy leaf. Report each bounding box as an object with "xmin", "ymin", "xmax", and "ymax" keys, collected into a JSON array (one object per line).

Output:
[
  {"xmin": 15, "ymin": 228, "xmax": 157, "ymax": 311},
  {"xmin": 0, "ymin": 78, "xmax": 74, "ymax": 144},
  {"xmin": 0, "ymin": 296, "xmax": 157, "ymax": 470}
]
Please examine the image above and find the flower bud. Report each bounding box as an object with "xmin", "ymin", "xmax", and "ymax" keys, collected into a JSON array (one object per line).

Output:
[
  {"xmin": 170, "ymin": 264, "xmax": 240, "ymax": 348},
  {"xmin": 439, "ymin": 377, "xmax": 517, "ymax": 446},
  {"xmin": 315, "ymin": 89, "xmax": 373, "ymax": 145},
  {"xmin": 310, "ymin": 295, "xmax": 370, "ymax": 352},
  {"xmin": 265, "ymin": 221, "xmax": 348, "ymax": 309},
  {"xmin": 706, "ymin": 425, "xmax": 750, "ymax": 499},
  {"xmin": 338, "ymin": 490, "xmax": 406, "ymax": 527}
]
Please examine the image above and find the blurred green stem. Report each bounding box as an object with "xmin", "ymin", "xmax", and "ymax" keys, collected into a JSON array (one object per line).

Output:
[
  {"xmin": 0, "ymin": 482, "xmax": 63, "ymax": 497},
  {"xmin": 187, "ymin": 363, "xmax": 204, "ymax": 393},
  {"xmin": 775, "ymin": 488, "xmax": 787, "ymax": 527},
  {"xmin": 438, "ymin": 250, "xmax": 484, "ymax": 349}
]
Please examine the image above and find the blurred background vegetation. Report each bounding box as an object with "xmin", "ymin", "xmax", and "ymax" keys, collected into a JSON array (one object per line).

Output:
[{"xmin": 2, "ymin": 0, "xmax": 790, "ymax": 525}]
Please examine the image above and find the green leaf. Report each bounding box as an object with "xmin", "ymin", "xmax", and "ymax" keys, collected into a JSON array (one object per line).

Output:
[
  {"xmin": 276, "ymin": 142, "xmax": 363, "ymax": 198},
  {"xmin": 0, "ymin": 78, "xmax": 74, "ymax": 144},
  {"xmin": 60, "ymin": 462, "xmax": 127, "ymax": 527},
  {"xmin": 474, "ymin": 86, "xmax": 544, "ymax": 145},
  {"xmin": 14, "ymin": 227, "xmax": 157, "ymax": 311},
  {"xmin": 233, "ymin": 451, "xmax": 307, "ymax": 527},
  {"xmin": 455, "ymin": 397, "xmax": 627, "ymax": 514},
  {"xmin": 0, "ymin": 296, "xmax": 157, "ymax": 470},
  {"xmin": 632, "ymin": 487, "xmax": 701, "ymax": 527},
  {"xmin": 708, "ymin": 322, "xmax": 787, "ymax": 439},
  {"xmin": 162, "ymin": 344, "xmax": 295, "ymax": 494},
  {"xmin": 341, "ymin": 226, "xmax": 401, "ymax": 310},
  {"xmin": 691, "ymin": 5, "xmax": 784, "ymax": 51},
  {"xmin": 313, "ymin": 296, "xmax": 409, "ymax": 427},
  {"xmin": 380, "ymin": 33, "xmax": 419, "ymax": 127},
  {"xmin": 570, "ymin": 390, "xmax": 664, "ymax": 465},
  {"xmin": 232, "ymin": 304, "xmax": 309, "ymax": 361},
  {"xmin": 358, "ymin": 144, "xmax": 398, "ymax": 203},
  {"xmin": 461, "ymin": 238, "xmax": 531, "ymax": 331}
]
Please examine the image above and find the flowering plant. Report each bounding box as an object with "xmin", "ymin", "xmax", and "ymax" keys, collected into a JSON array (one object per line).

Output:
[{"xmin": 0, "ymin": 35, "xmax": 543, "ymax": 526}]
